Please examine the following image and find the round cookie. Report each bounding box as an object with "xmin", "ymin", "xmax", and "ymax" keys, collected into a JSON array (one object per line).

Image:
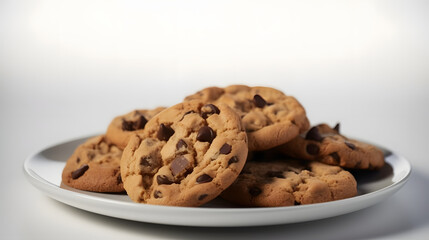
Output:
[
  {"xmin": 277, "ymin": 123, "xmax": 385, "ymax": 170},
  {"xmin": 106, "ymin": 107, "xmax": 166, "ymax": 149},
  {"xmin": 184, "ymin": 85, "xmax": 310, "ymax": 151},
  {"xmin": 221, "ymin": 153, "xmax": 357, "ymax": 207},
  {"xmin": 62, "ymin": 135, "xmax": 124, "ymax": 192},
  {"xmin": 120, "ymin": 100, "xmax": 248, "ymax": 206}
]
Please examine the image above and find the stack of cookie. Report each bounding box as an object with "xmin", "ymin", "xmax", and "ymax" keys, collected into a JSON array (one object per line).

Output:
[{"xmin": 62, "ymin": 85, "xmax": 385, "ymax": 207}]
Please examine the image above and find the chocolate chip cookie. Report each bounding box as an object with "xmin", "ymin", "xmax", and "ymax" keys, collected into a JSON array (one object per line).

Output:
[
  {"xmin": 62, "ymin": 135, "xmax": 124, "ymax": 192},
  {"xmin": 221, "ymin": 152, "xmax": 357, "ymax": 207},
  {"xmin": 106, "ymin": 107, "xmax": 166, "ymax": 149},
  {"xmin": 184, "ymin": 85, "xmax": 310, "ymax": 151},
  {"xmin": 277, "ymin": 123, "xmax": 385, "ymax": 170},
  {"xmin": 120, "ymin": 100, "xmax": 248, "ymax": 206}
]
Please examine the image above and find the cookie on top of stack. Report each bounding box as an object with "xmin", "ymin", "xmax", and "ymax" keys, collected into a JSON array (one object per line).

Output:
[{"xmin": 61, "ymin": 84, "xmax": 385, "ymax": 207}]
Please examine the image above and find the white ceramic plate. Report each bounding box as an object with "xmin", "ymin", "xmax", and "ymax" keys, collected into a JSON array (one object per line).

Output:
[{"xmin": 23, "ymin": 136, "xmax": 411, "ymax": 227}]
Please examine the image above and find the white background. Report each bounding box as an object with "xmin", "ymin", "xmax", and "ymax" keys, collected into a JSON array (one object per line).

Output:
[{"xmin": 1, "ymin": 0, "xmax": 429, "ymax": 239}]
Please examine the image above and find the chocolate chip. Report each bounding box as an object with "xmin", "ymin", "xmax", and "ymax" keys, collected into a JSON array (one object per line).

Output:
[
  {"xmin": 176, "ymin": 139, "xmax": 187, "ymax": 150},
  {"xmin": 219, "ymin": 143, "xmax": 232, "ymax": 154},
  {"xmin": 157, "ymin": 175, "xmax": 173, "ymax": 185},
  {"xmin": 306, "ymin": 143, "xmax": 320, "ymax": 155},
  {"xmin": 333, "ymin": 123, "xmax": 340, "ymax": 133},
  {"xmin": 71, "ymin": 164, "xmax": 89, "ymax": 179},
  {"xmin": 170, "ymin": 156, "xmax": 190, "ymax": 176},
  {"xmin": 196, "ymin": 174, "xmax": 213, "ymax": 184},
  {"xmin": 266, "ymin": 171, "xmax": 285, "ymax": 178},
  {"xmin": 330, "ymin": 152, "xmax": 340, "ymax": 164},
  {"xmin": 198, "ymin": 194, "xmax": 208, "ymax": 201},
  {"xmin": 196, "ymin": 126, "xmax": 216, "ymax": 143},
  {"xmin": 121, "ymin": 115, "xmax": 148, "ymax": 131},
  {"xmin": 157, "ymin": 124, "xmax": 175, "ymax": 141},
  {"xmin": 249, "ymin": 187, "xmax": 262, "ymax": 196},
  {"xmin": 134, "ymin": 115, "xmax": 148, "ymax": 130},
  {"xmin": 140, "ymin": 156, "xmax": 151, "ymax": 166},
  {"xmin": 76, "ymin": 157, "xmax": 80, "ymax": 163},
  {"xmin": 253, "ymin": 94, "xmax": 267, "ymax": 108},
  {"xmin": 305, "ymin": 127, "xmax": 324, "ymax": 142},
  {"xmin": 228, "ymin": 156, "xmax": 239, "ymax": 165},
  {"xmin": 117, "ymin": 174, "xmax": 122, "ymax": 184},
  {"xmin": 122, "ymin": 120, "xmax": 135, "ymax": 131},
  {"xmin": 201, "ymin": 104, "xmax": 220, "ymax": 119},
  {"xmin": 154, "ymin": 190, "xmax": 162, "ymax": 199},
  {"xmin": 345, "ymin": 141, "xmax": 356, "ymax": 150}
]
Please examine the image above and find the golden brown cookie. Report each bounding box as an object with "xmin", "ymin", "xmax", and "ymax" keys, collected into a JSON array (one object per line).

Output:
[
  {"xmin": 184, "ymin": 85, "xmax": 310, "ymax": 151},
  {"xmin": 106, "ymin": 107, "xmax": 166, "ymax": 149},
  {"xmin": 277, "ymin": 123, "xmax": 385, "ymax": 170},
  {"xmin": 221, "ymin": 152, "xmax": 357, "ymax": 207},
  {"xmin": 120, "ymin": 100, "xmax": 248, "ymax": 206},
  {"xmin": 61, "ymin": 135, "xmax": 124, "ymax": 192}
]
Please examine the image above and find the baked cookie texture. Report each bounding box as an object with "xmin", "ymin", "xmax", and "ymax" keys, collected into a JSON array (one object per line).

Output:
[
  {"xmin": 221, "ymin": 152, "xmax": 357, "ymax": 207},
  {"xmin": 184, "ymin": 85, "xmax": 310, "ymax": 151},
  {"xmin": 106, "ymin": 107, "xmax": 166, "ymax": 150},
  {"xmin": 277, "ymin": 123, "xmax": 385, "ymax": 170},
  {"xmin": 120, "ymin": 100, "xmax": 248, "ymax": 206},
  {"xmin": 62, "ymin": 135, "xmax": 124, "ymax": 192}
]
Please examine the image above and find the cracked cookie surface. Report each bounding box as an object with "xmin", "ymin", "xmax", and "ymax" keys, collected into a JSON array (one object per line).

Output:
[
  {"xmin": 62, "ymin": 135, "xmax": 124, "ymax": 192},
  {"xmin": 221, "ymin": 152, "xmax": 357, "ymax": 207},
  {"xmin": 277, "ymin": 123, "xmax": 385, "ymax": 169},
  {"xmin": 120, "ymin": 100, "xmax": 248, "ymax": 206},
  {"xmin": 184, "ymin": 85, "xmax": 310, "ymax": 151},
  {"xmin": 106, "ymin": 107, "xmax": 166, "ymax": 149}
]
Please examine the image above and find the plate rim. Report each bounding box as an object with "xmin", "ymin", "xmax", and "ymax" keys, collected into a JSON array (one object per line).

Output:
[{"xmin": 23, "ymin": 136, "xmax": 412, "ymax": 226}]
